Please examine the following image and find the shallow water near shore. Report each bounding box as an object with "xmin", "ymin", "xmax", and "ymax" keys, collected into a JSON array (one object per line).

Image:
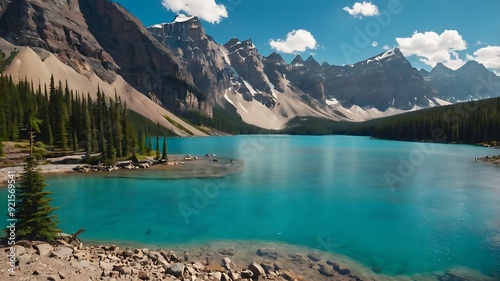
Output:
[{"xmin": 2, "ymin": 135, "xmax": 500, "ymax": 279}]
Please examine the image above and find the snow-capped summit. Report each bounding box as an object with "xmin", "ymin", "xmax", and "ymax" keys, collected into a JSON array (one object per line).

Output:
[{"xmin": 173, "ymin": 14, "xmax": 196, "ymax": 23}]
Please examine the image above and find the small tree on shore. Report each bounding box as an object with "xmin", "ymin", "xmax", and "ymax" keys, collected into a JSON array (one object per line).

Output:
[
  {"xmin": 161, "ymin": 136, "xmax": 168, "ymax": 161},
  {"xmin": 12, "ymin": 156, "xmax": 60, "ymax": 241}
]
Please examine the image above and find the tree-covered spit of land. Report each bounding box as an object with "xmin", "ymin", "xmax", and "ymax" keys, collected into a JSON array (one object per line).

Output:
[{"xmin": 0, "ymin": 74, "xmax": 173, "ymax": 164}]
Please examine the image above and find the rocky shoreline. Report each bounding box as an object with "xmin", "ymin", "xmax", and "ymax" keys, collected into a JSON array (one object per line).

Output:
[
  {"xmin": 1, "ymin": 237, "xmax": 368, "ymax": 281},
  {"xmin": 2, "ymin": 237, "xmax": 495, "ymax": 281},
  {"xmin": 0, "ymin": 154, "xmax": 243, "ymax": 184},
  {"xmin": 476, "ymin": 155, "xmax": 500, "ymax": 165}
]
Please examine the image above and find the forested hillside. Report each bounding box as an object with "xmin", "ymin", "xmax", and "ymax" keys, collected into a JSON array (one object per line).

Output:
[
  {"xmin": 370, "ymin": 97, "xmax": 500, "ymax": 143},
  {"xmin": 284, "ymin": 97, "xmax": 500, "ymax": 144},
  {"xmin": 0, "ymin": 75, "xmax": 171, "ymax": 163}
]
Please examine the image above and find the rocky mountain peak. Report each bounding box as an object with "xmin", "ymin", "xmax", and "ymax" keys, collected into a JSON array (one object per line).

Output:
[
  {"xmin": 149, "ymin": 14, "xmax": 206, "ymax": 42},
  {"xmin": 457, "ymin": 60, "xmax": 488, "ymax": 74},
  {"xmin": 291, "ymin": 54, "xmax": 305, "ymax": 66},
  {"xmin": 304, "ymin": 55, "xmax": 321, "ymax": 70},
  {"xmin": 430, "ymin": 62, "xmax": 453, "ymax": 75},
  {"xmin": 265, "ymin": 52, "xmax": 286, "ymax": 64}
]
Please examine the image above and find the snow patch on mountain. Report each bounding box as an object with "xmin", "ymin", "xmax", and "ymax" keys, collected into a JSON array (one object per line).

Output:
[{"xmin": 174, "ymin": 14, "xmax": 195, "ymax": 23}]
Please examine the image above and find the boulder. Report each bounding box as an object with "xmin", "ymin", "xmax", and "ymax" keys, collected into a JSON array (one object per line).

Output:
[
  {"xmin": 248, "ymin": 262, "xmax": 266, "ymax": 277},
  {"xmin": 221, "ymin": 272, "xmax": 232, "ymax": 281},
  {"xmin": 167, "ymin": 251, "xmax": 179, "ymax": 262},
  {"xmin": 34, "ymin": 243, "xmax": 53, "ymax": 257},
  {"xmin": 332, "ymin": 263, "xmax": 350, "ymax": 275},
  {"xmin": 166, "ymin": 263, "xmax": 185, "ymax": 278},
  {"xmin": 240, "ymin": 269, "xmax": 254, "ymax": 279},
  {"xmin": 223, "ymin": 257, "xmax": 232, "ymax": 270},
  {"xmin": 138, "ymin": 271, "xmax": 150, "ymax": 280},
  {"xmin": 123, "ymin": 247, "xmax": 134, "ymax": 257},
  {"xmin": 52, "ymin": 246, "xmax": 73, "ymax": 259},
  {"xmin": 210, "ymin": 272, "xmax": 222, "ymax": 280},
  {"xmin": 14, "ymin": 245, "xmax": 26, "ymax": 256},
  {"xmin": 257, "ymin": 248, "xmax": 279, "ymax": 259},
  {"xmin": 219, "ymin": 248, "xmax": 235, "ymax": 256},
  {"xmin": 307, "ymin": 253, "xmax": 321, "ymax": 262},
  {"xmin": 318, "ymin": 264, "xmax": 335, "ymax": 277},
  {"xmin": 17, "ymin": 253, "xmax": 32, "ymax": 266}
]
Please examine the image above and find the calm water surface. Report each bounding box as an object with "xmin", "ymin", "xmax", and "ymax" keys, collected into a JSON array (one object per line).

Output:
[{"xmin": 2, "ymin": 136, "xmax": 499, "ymax": 278}]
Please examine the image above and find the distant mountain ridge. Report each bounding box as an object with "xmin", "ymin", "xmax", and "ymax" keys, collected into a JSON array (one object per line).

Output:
[
  {"xmin": 422, "ymin": 61, "xmax": 500, "ymax": 101},
  {"xmin": 1, "ymin": 0, "xmax": 498, "ymax": 133}
]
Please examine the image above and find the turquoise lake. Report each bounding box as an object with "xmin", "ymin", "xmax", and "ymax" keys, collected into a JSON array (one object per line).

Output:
[{"xmin": 2, "ymin": 135, "xmax": 500, "ymax": 278}]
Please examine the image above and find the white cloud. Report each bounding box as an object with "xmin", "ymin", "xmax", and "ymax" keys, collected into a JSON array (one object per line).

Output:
[
  {"xmin": 343, "ymin": 1, "xmax": 380, "ymax": 18},
  {"xmin": 269, "ymin": 29, "xmax": 317, "ymax": 54},
  {"xmin": 475, "ymin": 40, "xmax": 486, "ymax": 46},
  {"xmin": 396, "ymin": 30, "xmax": 467, "ymax": 70},
  {"xmin": 382, "ymin": 45, "xmax": 391, "ymax": 50},
  {"xmin": 371, "ymin": 41, "xmax": 378, "ymax": 47},
  {"xmin": 161, "ymin": 0, "xmax": 228, "ymax": 23},
  {"xmin": 467, "ymin": 46, "xmax": 500, "ymax": 72}
]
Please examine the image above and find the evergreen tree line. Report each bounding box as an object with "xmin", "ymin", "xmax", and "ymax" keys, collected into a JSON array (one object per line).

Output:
[
  {"xmin": 0, "ymin": 74, "xmax": 171, "ymax": 163},
  {"xmin": 282, "ymin": 97, "xmax": 500, "ymax": 143},
  {"xmin": 368, "ymin": 97, "xmax": 500, "ymax": 143}
]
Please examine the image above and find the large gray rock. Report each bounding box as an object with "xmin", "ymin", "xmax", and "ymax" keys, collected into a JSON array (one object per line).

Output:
[
  {"xmin": 332, "ymin": 262, "xmax": 350, "ymax": 275},
  {"xmin": 240, "ymin": 269, "xmax": 254, "ymax": 279},
  {"xmin": 318, "ymin": 264, "xmax": 335, "ymax": 277},
  {"xmin": 223, "ymin": 257, "xmax": 232, "ymax": 270},
  {"xmin": 34, "ymin": 243, "xmax": 53, "ymax": 257},
  {"xmin": 248, "ymin": 262, "xmax": 266, "ymax": 277},
  {"xmin": 256, "ymin": 248, "xmax": 279, "ymax": 259},
  {"xmin": 166, "ymin": 263, "xmax": 184, "ymax": 278},
  {"xmin": 307, "ymin": 253, "xmax": 321, "ymax": 262}
]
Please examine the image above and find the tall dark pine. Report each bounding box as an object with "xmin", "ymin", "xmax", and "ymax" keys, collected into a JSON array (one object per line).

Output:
[
  {"xmin": 10, "ymin": 156, "xmax": 60, "ymax": 241},
  {"xmin": 161, "ymin": 135, "xmax": 168, "ymax": 161},
  {"xmin": 155, "ymin": 135, "xmax": 160, "ymax": 160},
  {"xmin": 121, "ymin": 102, "xmax": 132, "ymax": 156}
]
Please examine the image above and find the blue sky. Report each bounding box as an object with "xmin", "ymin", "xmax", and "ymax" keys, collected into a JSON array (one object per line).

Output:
[{"xmin": 115, "ymin": 0, "xmax": 500, "ymax": 73}]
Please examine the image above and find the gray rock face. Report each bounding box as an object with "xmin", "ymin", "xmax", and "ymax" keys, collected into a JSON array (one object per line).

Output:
[
  {"xmin": 286, "ymin": 48, "xmax": 436, "ymax": 110},
  {"xmin": 0, "ymin": 0, "xmax": 208, "ymax": 117},
  {"xmin": 423, "ymin": 61, "xmax": 500, "ymax": 101},
  {"xmin": 148, "ymin": 16, "xmax": 227, "ymax": 113}
]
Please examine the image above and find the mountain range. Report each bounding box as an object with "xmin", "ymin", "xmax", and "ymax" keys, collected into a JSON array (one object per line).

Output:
[{"xmin": 0, "ymin": 0, "xmax": 499, "ymax": 134}]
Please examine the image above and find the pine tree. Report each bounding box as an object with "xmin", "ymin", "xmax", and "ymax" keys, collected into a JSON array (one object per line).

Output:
[
  {"xmin": 155, "ymin": 135, "xmax": 160, "ymax": 160},
  {"xmin": 161, "ymin": 135, "xmax": 168, "ymax": 161},
  {"xmin": 82, "ymin": 96, "xmax": 92, "ymax": 157},
  {"xmin": 121, "ymin": 102, "xmax": 132, "ymax": 156},
  {"xmin": 146, "ymin": 131, "xmax": 152, "ymax": 154},
  {"xmin": 10, "ymin": 156, "xmax": 60, "ymax": 241}
]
